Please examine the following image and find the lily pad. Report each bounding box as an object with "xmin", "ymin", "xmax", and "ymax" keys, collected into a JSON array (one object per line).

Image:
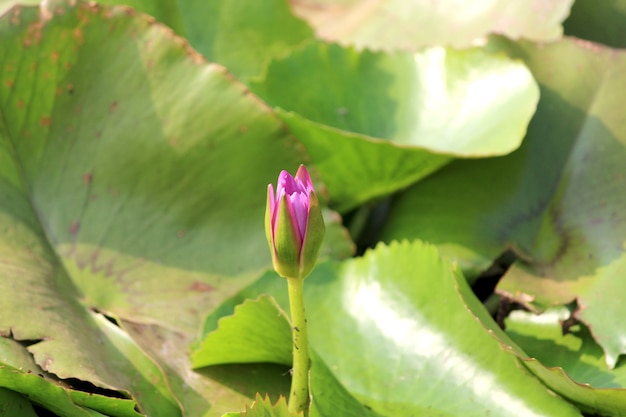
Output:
[
  {"xmin": 0, "ymin": 2, "xmax": 352, "ymax": 415},
  {"xmin": 251, "ymin": 42, "xmax": 538, "ymax": 210},
  {"xmin": 290, "ymin": 0, "xmax": 573, "ymax": 50},
  {"xmin": 304, "ymin": 240, "xmax": 581, "ymax": 416}
]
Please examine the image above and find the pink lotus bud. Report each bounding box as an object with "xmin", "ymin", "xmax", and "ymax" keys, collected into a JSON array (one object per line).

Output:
[{"xmin": 265, "ymin": 165, "xmax": 325, "ymax": 279}]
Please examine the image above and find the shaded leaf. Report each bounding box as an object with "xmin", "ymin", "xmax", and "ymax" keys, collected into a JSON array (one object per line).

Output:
[
  {"xmin": 195, "ymin": 242, "xmax": 583, "ymax": 415},
  {"xmin": 290, "ymin": 0, "xmax": 573, "ymax": 50},
  {"xmin": 251, "ymin": 42, "xmax": 538, "ymax": 210},
  {"xmin": 0, "ymin": 387, "xmax": 38, "ymax": 417},
  {"xmin": 0, "ymin": 351, "xmax": 126, "ymax": 417},
  {"xmin": 564, "ymin": 0, "xmax": 626, "ymax": 49}
]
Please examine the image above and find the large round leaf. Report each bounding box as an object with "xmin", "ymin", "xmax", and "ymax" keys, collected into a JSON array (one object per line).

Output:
[
  {"xmin": 0, "ymin": 2, "xmax": 352, "ymax": 415},
  {"xmin": 251, "ymin": 42, "xmax": 538, "ymax": 211},
  {"xmin": 305, "ymin": 241, "xmax": 581, "ymax": 416}
]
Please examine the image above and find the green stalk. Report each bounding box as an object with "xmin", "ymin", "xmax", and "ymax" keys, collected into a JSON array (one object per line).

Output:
[{"xmin": 286, "ymin": 277, "xmax": 310, "ymax": 414}]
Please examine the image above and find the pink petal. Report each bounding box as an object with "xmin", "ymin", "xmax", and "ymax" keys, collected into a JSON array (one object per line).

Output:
[
  {"xmin": 287, "ymin": 191, "xmax": 308, "ymax": 243},
  {"xmin": 278, "ymin": 170, "xmax": 298, "ymax": 194},
  {"xmin": 295, "ymin": 165, "xmax": 314, "ymax": 193}
]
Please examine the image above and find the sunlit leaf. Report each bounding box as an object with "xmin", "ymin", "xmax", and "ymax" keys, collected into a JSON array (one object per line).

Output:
[
  {"xmin": 290, "ymin": 0, "xmax": 573, "ymax": 50},
  {"xmin": 303, "ymin": 241, "xmax": 582, "ymax": 416},
  {"xmin": 251, "ymin": 42, "xmax": 538, "ymax": 210}
]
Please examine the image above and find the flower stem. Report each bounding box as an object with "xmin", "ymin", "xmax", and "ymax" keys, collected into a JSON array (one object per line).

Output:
[{"xmin": 286, "ymin": 277, "xmax": 310, "ymax": 414}]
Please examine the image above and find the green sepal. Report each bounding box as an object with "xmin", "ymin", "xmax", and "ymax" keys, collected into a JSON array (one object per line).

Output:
[
  {"xmin": 298, "ymin": 192, "xmax": 325, "ymax": 279},
  {"xmin": 265, "ymin": 185, "xmax": 273, "ymax": 250},
  {"xmin": 272, "ymin": 194, "xmax": 302, "ymax": 278}
]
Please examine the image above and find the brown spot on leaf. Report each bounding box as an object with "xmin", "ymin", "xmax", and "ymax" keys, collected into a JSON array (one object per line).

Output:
[
  {"xmin": 64, "ymin": 62, "xmax": 72, "ymax": 70},
  {"xmin": 10, "ymin": 8, "xmax": 20, "ymax": 25},
  {"xmin": 83, "ymin": 172, "xmax": 93, "ymax": 185},
  {"xmin": 5, "ymin": 79, "xmax": 13, "ymax": 88},
  {"xmin": 70, "ymin": 221, "xmax": 80, "ymax": 235},
  {"xmin": 177, "ymin": 230, "xmax": 184, "ymax": 238},
  {"xmin": 73, "ymin": 28, "xmax": 84, "ymax": 45},
  {"xmin": 67, "ymin": 83, "xmax": 74, "ymax": 94},
  {"xmin": 24, "ymin": 21, "xmax": 44, "ymax": 47},
  {"xmin": 39, "ymin": 117, "xmax": 52, "ymax": 127},
  {"xmin": 110, "ymin": 101, "xmax": 118, "ymax": 113},
  {"xmin": 17, "ymin": 100, "xmax": 24, "ymax": 109},
  {"xmin": 190, "ymin": 281, "xmax": 213, "ymax": 292},
  {"xmin": 51, "ymin": 51, "xmax": 59, "ymax": 62},
  {"xmin": 240, "ymin": 125, "xmax": 248, "ymax": 134}
]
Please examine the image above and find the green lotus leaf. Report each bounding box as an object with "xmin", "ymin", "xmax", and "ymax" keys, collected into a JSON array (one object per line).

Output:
[
  {"xmin": 251, "ymin": 42, "xmax": 538, "ymax": 211},
  {"xmin": 0, "ymin": 2, "xmax": 351, "ymax": 415}
]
